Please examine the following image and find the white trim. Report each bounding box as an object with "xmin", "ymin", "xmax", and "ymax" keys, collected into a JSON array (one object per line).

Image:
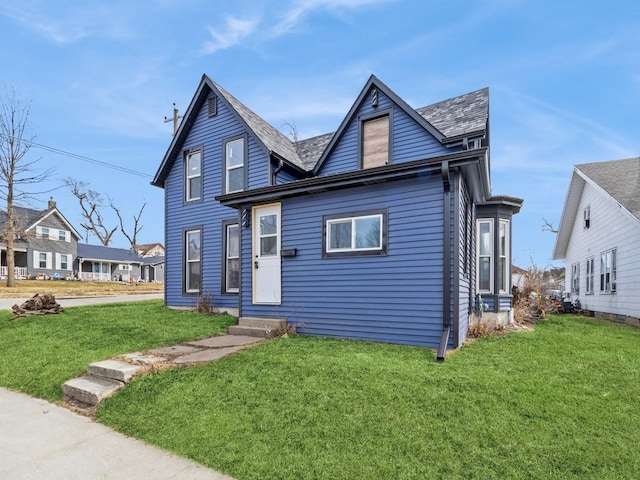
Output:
[
  {"xmin": 33, "ymin": 250, "xmax": 52, "ymax": 270},
  {"xmin": 225, "ymin": 138, "xmax": 245, "ymax": 194},
  {"xmin": 185, "ymin": 229, "xmax": 201, "ymax": 293},
  {"xmin": 25, "ymin": 208, "xmax": 82, "ymax": 240},
  {"xmin": 55, "ymin": 253, "xmax": 72, "ymax": 271},
  {"xmin": 186, "ymin": 150, "xmax": 202, "ymax": 202},
  {"xmin": 477, "ymin": 219, "xmax": 494, "ymax": 293},
  {"xmin": 325, "ymin": 214, "xmax": 383, "ymax": 253}
]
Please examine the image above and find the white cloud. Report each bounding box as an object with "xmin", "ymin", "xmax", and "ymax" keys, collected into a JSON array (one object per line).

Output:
[
  {"xmin": 0, "ymin": 1, "xmax": 134, "ymax": 44},
  {"xmin": 200, "ymin": 15, "xmax": 260, "ymax": 54}
]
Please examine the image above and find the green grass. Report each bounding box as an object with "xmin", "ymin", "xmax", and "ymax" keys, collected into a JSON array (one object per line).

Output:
[
  {"xmin": 0, "ymin": 300, "xmax": 234, "ymax": 400},
  {"xmin": 96, "ymin": 316, "xmax": 640, "ymax": 480}
]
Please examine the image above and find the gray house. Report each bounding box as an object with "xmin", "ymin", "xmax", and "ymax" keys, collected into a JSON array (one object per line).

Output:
[
  {"xmin": 0, "ymin": 200, "xmax": 81, "ymax": 280},
  {"xmin": 76, "ymin": 243, "xmax": 144, "ymax": 282}
]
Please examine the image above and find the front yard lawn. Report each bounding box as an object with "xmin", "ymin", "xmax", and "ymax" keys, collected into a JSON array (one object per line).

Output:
[
  {"xmin": 0, "ymin": 300, "xmax": 234, "ymax": 400},
  {"xmin": 96, "ymin": 315, "xmax": 640, "ymax": 480}
]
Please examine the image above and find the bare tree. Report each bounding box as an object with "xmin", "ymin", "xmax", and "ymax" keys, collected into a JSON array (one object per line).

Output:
[
  {"xmin": 65, "ymin": 178, "xmax": 118, "ymax": 246},
  {"xmin": 541, "ymin": 217, "xmax": 558, "ymax": 233},
  {"xmin": 0, "ymin": 89, "xmax": 52, "ymax": 287},
  {"xmin": 110, "ymin": 199, "xmax": 146, "ymax": 250}
]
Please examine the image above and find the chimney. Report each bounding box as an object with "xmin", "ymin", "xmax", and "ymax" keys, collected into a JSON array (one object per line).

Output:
[{"xmin": 48, "ymin": 198, "xmax": 56, "ymax": 209}]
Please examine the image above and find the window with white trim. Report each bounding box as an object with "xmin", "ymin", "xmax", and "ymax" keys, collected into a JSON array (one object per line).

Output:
[
  {"xmin": 185, "ymin": 150, "xmax": 202, "ymax": 202},
  {"xmin": 58, "ymin": 229, "xmax": 69, "ymax": 241},
  {"xmin": 185, "ymin": 229, "xmax": 201, "ymax": 293},
  {"xmin": 224, "ymin": 223, "xmax": 239, "ymax": 293},
  {"xmin": 477, "ymin": 220, "xmax": 493, "ymax": 292},
  {"xmin": 34, "ymin": 251, "xmax": 52, "ymax": 270},
  {"xmin": 325, "ymin": 213, "xmax": 384, "ymax": 255},
  {"xmin": 498, "ymin": 220, "xmax": 509, "ymax": 293},
  {"xmin": 225, "ymin": 138, "xmax": 245, "ymax": 193},
  {"xmin": 571, "ymin": 262, "xmax": 580, "ymax": 295},
  {"xmin": 56, "ymin": 253, "xmax": 71, "ymax": 270},
  {"xmin": 586, "ymin": 256, "xmax": 594, "ymax": 295},
  {"xmin": 600, "ymin": 248, "xmax": 616, "ymax": 293},
  {"xmin": 118, "ymin": 264, "xmax": 132, "ymax": 271},
  {"xmin": 36, "ymin": 226, "xmax": 50, "ymax": 239}
]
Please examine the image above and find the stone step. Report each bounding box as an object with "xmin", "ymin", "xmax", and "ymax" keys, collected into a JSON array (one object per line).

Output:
[
  {"xmin": 238, "ymin": 317, "xmax": 286, "ymax": 330},
  {"xmin": 228, "ymin": 325, "xmax": 279, "ymax": 338},
  {"xmin": 87, "ymin": 359, "xmax": 142, "ymax": 383},
  {"xmin": 62, "ymin": 375, "xmax": 124, "ymax": 406}
]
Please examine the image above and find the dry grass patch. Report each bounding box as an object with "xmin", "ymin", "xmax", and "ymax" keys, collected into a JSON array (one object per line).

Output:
[{"xmin": 0, "ymin": 280, "xmax": 163, "ymax": 298}]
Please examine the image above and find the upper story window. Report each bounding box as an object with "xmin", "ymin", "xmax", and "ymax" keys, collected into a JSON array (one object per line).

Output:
[
  {"xmin": 323, "ymin": 210, "xmax": 387, "ymax": 258},
  {"xmin": 477, "ymin": 219, "xmax": 493, "ymax": 293},
  {"xmin": 37, "ymin": 226, "xmax": 70, "ymax": 241},
  {"xmin": 185, "ymin": 149, "xmax": 202, "ymax": 202},
  {"xmin": 362, "ymin": 114, "xmax": 389, "ymax": 169},
  {"xmin": 40, "ymin": 227, "xmax": 49, "ymax": 239},
  {"xmin": 225, "ymin": 137, "xmax": 245, "ymax": 193},
  {"xmin": 583, "ymin": 205, "xmax": 591, "ymax": 229}
]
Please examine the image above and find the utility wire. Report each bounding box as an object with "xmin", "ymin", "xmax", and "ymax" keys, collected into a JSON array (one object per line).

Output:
[{"xmin": 0, "ymin": 133, "xmax": 152, "ymax": 178}]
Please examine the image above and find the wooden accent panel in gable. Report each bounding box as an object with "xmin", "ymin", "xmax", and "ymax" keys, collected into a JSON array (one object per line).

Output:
[{"xmin": 362, "ymin": 116, "xmax": 389, "ymax": 168}]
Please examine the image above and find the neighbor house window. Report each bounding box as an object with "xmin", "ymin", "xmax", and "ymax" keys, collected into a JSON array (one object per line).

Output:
[
  {"xmin": 225, "ymin": 137, "xmax": 245, "ymax": 193},
  {"xmin": 362, "ymin": 114, "xmax": 389, "ymax": 168},
  {"xmin": 185, "ymin": 229, "xmax": 201, "ymax": 293},
  {"xmin": 324, "ymin": 210, "xmax": 386, "ymax": 257},
  {"xmin": 498, "ymin": 220, "xmax": 510, "ymax": 293},
  {"xmin": 58, "ymin": 230, "xmax": 69, "ymax": 241},
  {"xmin": 34, "ymin": 251, "xmax": 51, "ymax": 270},
  {"xmin": 586, "ymin": 256, "xmax": 594, "ymax": 294},
  {"xmin": 185, "ymin": 149, "xmax": 202, "ymax": 202},
  {"xmin": 37, "ymin": 227, "xmax": 50, "ymax": 239},
  {"xmin": 571, "ymin": 262, "xmax": 580, "ymax": 295},
  {"xmin": 600, "ymin": 248, "xmax": 616, "ymax": 293},
  {"xmin": 477, "ymin": 220, "xmax": 493, "ymax": 292},
  {"xmin": 56, "ymin": 253, "xmax": 70, "ymax": 270},
  {"xmin": 118, "ymin": 264, "xmax": 131, "ymax": 271},
  {"xmin": 223, "ymin": 222, "xmax": 239, "ymax": 293}
]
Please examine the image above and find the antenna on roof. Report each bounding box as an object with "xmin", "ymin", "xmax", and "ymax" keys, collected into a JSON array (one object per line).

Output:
[{"xmin": 164, "ymin": 103, "xmax": 183, "ymax": 135}]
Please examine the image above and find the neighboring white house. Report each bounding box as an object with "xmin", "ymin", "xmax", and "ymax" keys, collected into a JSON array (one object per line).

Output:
[{"xmin": 553, "ymin": 157, "xmax": 640, "ymax": 327}]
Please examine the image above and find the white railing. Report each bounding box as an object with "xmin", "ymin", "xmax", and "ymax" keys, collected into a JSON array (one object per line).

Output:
[
  {"xmin": 80, "ymin": 272, "xmax": 112, "ymax": 281},
  {"xmin": 0, "ymin": 266, "xmax": 28, "ymax": 278}
]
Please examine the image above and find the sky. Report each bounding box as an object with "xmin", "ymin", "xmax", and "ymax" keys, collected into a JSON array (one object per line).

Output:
[{"xmin": 0, "ymin": 0, "xmax": 639, "ymax": 268}]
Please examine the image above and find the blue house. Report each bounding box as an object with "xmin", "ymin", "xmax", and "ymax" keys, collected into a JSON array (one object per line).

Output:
[{"xmin": 152, "ymin": 74, "xmax": 522, "ymax": 357}]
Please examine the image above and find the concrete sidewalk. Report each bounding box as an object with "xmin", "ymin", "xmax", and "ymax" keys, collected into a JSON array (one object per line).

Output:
[
  {"xmin": 0, "ymin": 387, "xmax": 234, "ymax": 480},
  {"xmin": 0, "ymin": 293, "xmax": 164, "ymax": 311}
]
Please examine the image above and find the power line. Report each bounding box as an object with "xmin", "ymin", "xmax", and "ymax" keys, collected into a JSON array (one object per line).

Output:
[{"xmin": 0, "ymin": 133, "xmax": 152, "ymax": 178}]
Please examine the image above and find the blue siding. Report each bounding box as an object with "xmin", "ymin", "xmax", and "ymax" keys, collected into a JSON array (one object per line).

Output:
[
  {"xmin": 317, "ymin": 90, "xmax": 450, "ymax": 177},
  {"xmin": 455, "ymin": 174, "xmax": 473, "ymax": 348},
  {"xmin": 240, "ymin": 175, "xmax": 448, "ymax": 348},
  {"xmin": 164, "ymin": 92, "xmax": 269, "ymax": 307}
]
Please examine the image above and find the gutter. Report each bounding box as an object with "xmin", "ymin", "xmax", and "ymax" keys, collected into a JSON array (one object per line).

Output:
[{"xmin": 437, "ymin": 160, "xmax": 451, "ymax": 362}]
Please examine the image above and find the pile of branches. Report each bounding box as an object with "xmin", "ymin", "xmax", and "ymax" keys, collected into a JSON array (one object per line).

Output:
[{"xmin": 12, "ymin": 293, "xmax": 64, "ymax": 318}]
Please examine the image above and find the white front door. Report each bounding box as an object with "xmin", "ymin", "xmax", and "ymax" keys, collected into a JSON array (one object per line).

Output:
[{"xmin": 253, "ymin": 203, "xmax": 281, "ymax": 305}]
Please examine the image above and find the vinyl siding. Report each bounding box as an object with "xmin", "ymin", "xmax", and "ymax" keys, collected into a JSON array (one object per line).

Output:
[
  {"xmin": 240, "ymin": 175, "xmax": 448, "ymax": 348},
  {"xmin": 564, "ymin": 181, "xmax": 640, "ymax": 318},
  {"xmin": 455, "ymin": 175, "xmax": 473, "ymax": 347},
  {"xmin": 317, "ymin": 89, "xmax": 450, "ymax": 177},
  {"xmin": 164, "ymin": 92, "xmax": 266, "ymax": 307}
]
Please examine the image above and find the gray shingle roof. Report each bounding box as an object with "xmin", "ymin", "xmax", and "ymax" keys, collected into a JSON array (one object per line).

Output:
[
  {"xmin": 577, "ymin": 157, "xmax": 640, "ymax": 220},
  {"xmin": 212, "ymin": 80, "xmax": 306, "ymax": 171},
  {"xmin": 294, "ymin": 132, "xmax": 335, "ymax": 171},
  {"xmin": 0, "ymin": 206, "xmax": 51, "ymax": 231},
  {"xmin": 77, "ymin": 243, "xmax": 143, "ymax": 263},
  {"xmin": 415, "ymin": 87, "xmax": 489, "ymax": 139}
]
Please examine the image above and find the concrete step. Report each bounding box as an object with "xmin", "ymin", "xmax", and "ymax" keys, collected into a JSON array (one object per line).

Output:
[
  {"xmin": 62, "ymin": 375, "xmax": 124, "ymax": 406},
  {"xmin": 228, "ymin": 325, "xmax": 279, "ymax": 338},
  {"xmin": 238, "ymin": 317, "xmax": 286, "ymax": 330},
  {"xmin": 87, "ymin": 359, "xmax": 142, "ymax": 383}
]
